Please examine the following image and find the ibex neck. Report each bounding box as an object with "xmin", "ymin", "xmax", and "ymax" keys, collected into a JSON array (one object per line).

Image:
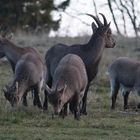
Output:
[
  {"xmin": 87, "ymin": 34, "xmax": 105, "ymax": 47},
  {"xmin": 86, "ymin": 34, "xmax": 105, "ymax": 61},
  {"xmin": 3, "ymin": 40, "xmax": 23, "ymax": 70}
]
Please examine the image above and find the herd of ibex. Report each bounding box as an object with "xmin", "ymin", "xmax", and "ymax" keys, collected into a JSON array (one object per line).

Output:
[{"xmin": 0, "ymin": 13, "xmax": 139, "ymax": 120}]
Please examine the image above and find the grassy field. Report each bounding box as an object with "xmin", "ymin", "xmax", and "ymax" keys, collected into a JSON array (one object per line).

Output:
[{"xmin": 0, "ymin": 33, "xmax": 140, "ymax": 140}]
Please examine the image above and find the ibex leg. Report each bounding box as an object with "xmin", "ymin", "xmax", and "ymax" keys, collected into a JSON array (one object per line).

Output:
[
  {"xmin": 80, "ymin": 83, "xmax": 90, "ymax": 115},
  {"xmin": 123, "ymin": 91, "xmax": 130, "ymax": 110},
  {"xmin": 111, "ymin": 80, "xmax": 120, "ymax": 109}
]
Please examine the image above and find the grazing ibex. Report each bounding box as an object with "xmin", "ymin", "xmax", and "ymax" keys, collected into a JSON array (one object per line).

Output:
[
  {"xmin": 44, "ymin": 13, "xmax": 116, "ymax": 114},
  {"xmin": 3, "ymin": 52, "xmax": 46, "ymax": 108},
  {"xmin": 108, "ymin": 57, "xmax": 140, "ymax": 110},
  {"xmin": 46, "ymin": 54, "xmax": 87, "ymax": 120},
  {"xmin": 0, "ymin": 37, "xmax": 42, "ymax": 106}
]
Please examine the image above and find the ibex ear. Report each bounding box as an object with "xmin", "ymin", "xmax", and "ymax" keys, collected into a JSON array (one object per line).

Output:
[
  {"xmin": 45, "ymin": 85, "xmax": 52, "ymax": 94},
  {"xmin": 16, "ymin": 81, "xmax": 18, "ymax": 89},
  {"xmin": 63, "ymin": 84, "xmax": 67, "ymax": 93},
  {"xmin": 104, "ymin": 22, "xmax": 111, "ymax": 34},
  {"xmin": 92, "ymin": 22, "xmax": 97, "ymax": 33}
]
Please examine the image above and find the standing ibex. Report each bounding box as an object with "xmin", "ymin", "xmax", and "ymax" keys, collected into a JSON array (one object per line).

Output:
[
  {"xmin": 0, "ymin": 37, "xmax": 42, "ymax": 106},
  {"xmin": 46, "ymin": 54, "xmax": 87, "ymax": 120},
  {"xmin": 0, "ymin": 37, "xmax": 39, "ymax": 72},
  {"xmin": 108, "ymin": 57, "xmax": 140, "ymax": 110},
  {"xmin": 3, "ymin": 52, "xmax": 46, "ymax": 108},
  {"xmin": 44, "ymin": 13, "xmax": 116, "ymax": 114}
]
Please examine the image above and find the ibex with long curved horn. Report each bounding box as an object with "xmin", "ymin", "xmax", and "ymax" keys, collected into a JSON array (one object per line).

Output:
[{"xmin": 44, "ymin": 13, "xmax": 116, "ymax": 114}]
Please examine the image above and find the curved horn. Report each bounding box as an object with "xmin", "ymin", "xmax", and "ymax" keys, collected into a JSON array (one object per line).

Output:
[
  {"xmin": 46, "ymin": 85, "xmax": 52, "ymax": 94},
  {"xmin": 99, "ymin": 13, "xmax": 107, "ymax": 25},
  {"xmin": 3, "ymin": 86, "xmax": 7, "ymax": 93},
  {"xmin": 15, "ymin": 81, "xmax": 19, "ymax": 93},
  {"xmin": 85, "ymin": 13, "xmax": 103, "ymax": 26},
  {"xmin": 63, "ymin": 84, "xmax": 67, "ymax": 93}
]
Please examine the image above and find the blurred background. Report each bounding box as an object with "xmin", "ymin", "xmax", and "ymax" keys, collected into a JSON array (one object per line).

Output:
[{"xmin": 1, "ymin": 0, "xmax": 140, "ymax": 38}]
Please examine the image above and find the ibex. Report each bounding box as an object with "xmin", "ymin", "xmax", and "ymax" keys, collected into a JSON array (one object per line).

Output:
[
  {"xmin": 0, "ymin": 37, "xmax": 39, "ymax": 72},
  {"xmin": 3, "ymin": 52, "xmax": 46, "ymax": 108},
  {"xmin": 46, "ymin": 54, "xmax": 88, "ymax": 120},
  {"xmin": 0, "ymin": 36, "xmax": 42, "ymax": 106},
  {"xmin": 108, "ymin": 57, "xmax": 140, "ymax": 110},
  {"xmin": 44, "ymin": 13, "xmax": 116, "ymax": 114}
]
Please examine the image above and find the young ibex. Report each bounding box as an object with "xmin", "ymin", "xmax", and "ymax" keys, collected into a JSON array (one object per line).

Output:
[
  {"xmin": 44, "ymin": 13, "xmax": 116, "ymax": 114},
  {"xmin": 0, "ymin": 37, "xmax": 42, "ymax": 106},
  {"xmin": 3, "ymin": 52, "xmax": 46, "ymax": 108},
  {"xmin": 46, "ymin": 54, "xmax": 88, "ymax": 120},
  {"xmin": 108, "ymin": 57, "xmax": 140, "ymax": 110}
]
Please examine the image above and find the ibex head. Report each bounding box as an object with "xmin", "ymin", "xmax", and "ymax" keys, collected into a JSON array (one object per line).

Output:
[
  {"xmin": 0, "ymin": 25, "xmax": 13, "ymax": 58},
  {"xmin": 0, "ymin": 47, "xmax": 4, "ymax": 58},
  {"xmin": 86, "ymin": 13, "xmax": 116, "ymax": 48},
  {"xmin": 3, "ymin": 82, "xmax": 19, "ymax": 106},
  {"xmin": 46, "ymin": 84, "xmax": 67, "ymax": 115},
  {"xmin": 0, "ymin": 25, "xmax": 13, "ymax": 39}
]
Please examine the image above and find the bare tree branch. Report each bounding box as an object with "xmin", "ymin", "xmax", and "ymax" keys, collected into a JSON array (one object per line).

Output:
[
  {"xmin": 63, "ymin": 11, "xmax": 90, "ymax": 26},
  {"xmin": 119, "ymin": 0, "xmax": 138, "ymax": 47},
  {"xmin": 93, "ymin": 0, "xmax": 98, "ymax": 16},
  {"xmin": 119, "ymin": 0, "xmax": 138, "ymax": 36},
  {"xmin": 114, "ymin": 0, "xmax": 127, "ymax": 35},
  {"xmin": 107, "ymin": 0, "xmax": 121, "ymax": 35}
]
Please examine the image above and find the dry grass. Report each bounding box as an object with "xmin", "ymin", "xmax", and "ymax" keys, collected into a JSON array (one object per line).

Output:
[{"xmin": 0, "ymin": 33, "xmax": 140, "ymax": 140}]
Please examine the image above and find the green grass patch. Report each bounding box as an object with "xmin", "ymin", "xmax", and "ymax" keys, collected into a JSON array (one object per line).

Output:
[{"xmin": 0, "ymin": 35, "xmax": 140, "ymax": 140}]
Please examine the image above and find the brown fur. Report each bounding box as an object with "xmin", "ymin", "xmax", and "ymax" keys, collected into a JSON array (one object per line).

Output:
[
  {"xmin": 46, "ymin": 54, "xmax": 87, "ymax": 120},
  {"xmin": 0, "ymin": 37, "xmax": 44, "ymax": 106},
  {"xmin": 3, "ymin": 51, "xmax": 46, "ymax": 108}
]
